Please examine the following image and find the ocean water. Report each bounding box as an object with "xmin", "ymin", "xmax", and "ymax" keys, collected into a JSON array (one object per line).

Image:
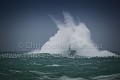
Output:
[{"xmin": 0, "ymin": 52, "xmax": 120, "ymax": 80}]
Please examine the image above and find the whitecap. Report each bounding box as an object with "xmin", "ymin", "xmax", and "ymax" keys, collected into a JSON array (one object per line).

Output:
[{"xmin": 58, "ymin": 76, "xmax": 87, "ymax": 80}]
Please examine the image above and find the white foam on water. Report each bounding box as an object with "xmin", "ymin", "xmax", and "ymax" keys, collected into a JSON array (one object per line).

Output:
[
  {"xmin": 58, "ymin": 76, "xmax": 87, "ymax": 80},
  {"xmin": 46, "ymin": 64, "xmax": 63, "ymax": 67},
  {"xmin": 32, "ymin": 12, "xmax": 117, "ymax": 57},
  {"xmin": 29, "ymin": 71, "xmax": 51, "ymax": 75},
  {"xmin": 9, "ymin": 70, "xmax": 22, "ymax": 73},
  {"xmin": 91, "ymin": 73, "xmax": 120, "ymax": 80},
  {"xmin": 58, "ymin": 73, "xmax": 120, "ymax": 80}
]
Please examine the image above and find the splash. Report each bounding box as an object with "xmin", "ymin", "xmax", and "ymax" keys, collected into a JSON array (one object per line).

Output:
[{"xmin": 34, "ymin": 12, "xmax": 116, "ymax": 57}]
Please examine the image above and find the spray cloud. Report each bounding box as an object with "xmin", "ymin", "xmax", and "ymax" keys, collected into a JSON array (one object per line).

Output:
[{"xmin": 35, "ymin": 12, "xmax": 116, "ymax": 57}]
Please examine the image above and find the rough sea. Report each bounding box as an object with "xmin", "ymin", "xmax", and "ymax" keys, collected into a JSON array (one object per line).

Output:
[{"xmin": 0, "ymin": 52, "xmax": 120, "ymax": 80}]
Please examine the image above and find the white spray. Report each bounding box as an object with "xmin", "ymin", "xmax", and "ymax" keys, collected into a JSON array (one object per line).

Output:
[{"xmin": 33, "ymin": 12, "xmax": 116, "ymax": 57}]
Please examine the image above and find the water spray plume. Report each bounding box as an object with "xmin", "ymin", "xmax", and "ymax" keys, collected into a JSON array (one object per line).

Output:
[{"xmin": 32, "ymin": 12, "xmax": 116, "ymax": 57}]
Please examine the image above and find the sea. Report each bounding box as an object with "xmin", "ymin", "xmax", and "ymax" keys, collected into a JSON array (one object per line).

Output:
[{"xmin": 0, "ymin": 51, "xmax": 120, "ymax": 80}]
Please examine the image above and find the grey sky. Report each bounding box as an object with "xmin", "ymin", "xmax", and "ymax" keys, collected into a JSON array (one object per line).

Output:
[{"xmin": 0, "ymin": 0, "xmax": 120, "ymax": 51}]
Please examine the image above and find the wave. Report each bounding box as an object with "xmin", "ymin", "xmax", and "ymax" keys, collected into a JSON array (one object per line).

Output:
[
  {"xmin": 59, "ymin": 76, "xmax": 87, "ymax": 80},
  {"xmin": 31, "ymin": 12, "xmax": 117, "ymax": 57},
  {"xmin": 59, "ymin": 73, "xmax": 120, "ymax": 80}
]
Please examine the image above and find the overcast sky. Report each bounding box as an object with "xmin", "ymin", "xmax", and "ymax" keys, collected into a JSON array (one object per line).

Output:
[{"xmin": 0, "ymin": 0, "xmax": 120, "ymax": 51}]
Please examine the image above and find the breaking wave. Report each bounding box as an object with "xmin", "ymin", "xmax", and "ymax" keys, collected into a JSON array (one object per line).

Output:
[{"xmin": 32, "ymin": 12, "xmax": 117, "ymax": 57}]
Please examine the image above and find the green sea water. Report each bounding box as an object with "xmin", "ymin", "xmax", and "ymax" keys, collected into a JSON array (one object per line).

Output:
[{"xmin": 0, "ymin": 53, "xmax": 120, "ymax": 80}]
